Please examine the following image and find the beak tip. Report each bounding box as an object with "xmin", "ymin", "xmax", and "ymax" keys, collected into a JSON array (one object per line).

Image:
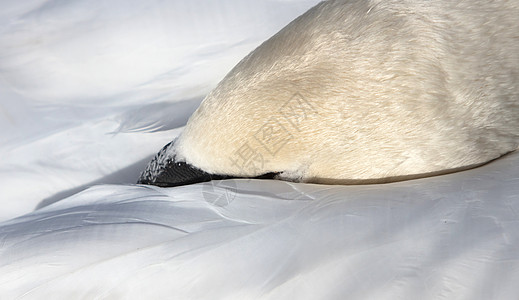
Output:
[{"xmin": 137, "ymin": 141, "xmax": 230, "ymax": 187}]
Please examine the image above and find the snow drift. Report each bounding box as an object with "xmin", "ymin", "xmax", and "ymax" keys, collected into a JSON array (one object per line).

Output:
[{"xmin": 1, "ymin": 0, "xmax": 518, "ymax": 299}]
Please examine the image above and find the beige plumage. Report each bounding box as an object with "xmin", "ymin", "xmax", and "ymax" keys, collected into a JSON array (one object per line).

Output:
[{"xmin": 142, "ymin": 0, "xmax": 519, "ymax": 186}]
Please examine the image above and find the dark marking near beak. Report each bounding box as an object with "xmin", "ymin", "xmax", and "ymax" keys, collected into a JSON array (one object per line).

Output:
[
  {"xmin": 138, "ymin": 159, "xmax": 231, "ymax": 187},
  {"xmin": 137, "ymin": 141, "xmax": 279, "ymax": 187}
]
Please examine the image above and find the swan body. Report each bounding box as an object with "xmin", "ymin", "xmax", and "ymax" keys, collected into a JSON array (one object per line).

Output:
[{"xmin": 139, "ymin": 0, "xmax": 519, "ymax": 186}]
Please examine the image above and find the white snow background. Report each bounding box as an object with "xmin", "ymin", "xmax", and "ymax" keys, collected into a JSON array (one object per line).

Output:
[{"xmin": 0, "ymin": 1, "xmax": 518, "ymax": 299}]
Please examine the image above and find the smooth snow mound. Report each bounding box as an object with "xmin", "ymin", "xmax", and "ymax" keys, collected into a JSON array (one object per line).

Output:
[
  {"xmin": 1, "ymin": 0, "xmax": 518, "ymax": 299},
  {"xmin": 1, "ymin": 151, "xmax": 518, "ymax": 299}
]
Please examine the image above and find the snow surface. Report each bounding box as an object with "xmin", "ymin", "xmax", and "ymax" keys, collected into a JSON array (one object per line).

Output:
[
  {"xmin": 0, "ymin": 0, "xmax": 320, "ymax": 222},
  {"xmin": 1, "ymin": 1, "xmax": 518, "ymax": 299}
]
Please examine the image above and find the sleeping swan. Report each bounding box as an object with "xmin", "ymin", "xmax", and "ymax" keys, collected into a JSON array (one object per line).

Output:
[{"xmin": 138, "ymin": 0, "xmax": 519, "ymax": 187}]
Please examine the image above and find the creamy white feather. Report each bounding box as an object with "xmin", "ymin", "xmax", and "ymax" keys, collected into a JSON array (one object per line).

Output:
[{"xmin": 175, "ymin": 0, "xmax": 519, "ymax": 184}]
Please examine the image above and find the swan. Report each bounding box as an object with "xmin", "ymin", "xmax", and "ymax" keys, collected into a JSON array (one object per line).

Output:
[{"xmin": 138, "ymin": 0, "xmax": 519, "ymax": 187}]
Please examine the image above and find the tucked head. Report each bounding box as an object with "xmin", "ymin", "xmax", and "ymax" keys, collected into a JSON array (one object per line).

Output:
[{"xmin": 138, "ymin": 0, "xmax": 519, "ymax": 187}]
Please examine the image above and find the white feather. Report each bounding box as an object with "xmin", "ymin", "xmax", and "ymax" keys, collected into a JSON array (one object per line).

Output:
[{"xmin": 176, "ymin": 0, "xmax": 519, "ymax": 183}]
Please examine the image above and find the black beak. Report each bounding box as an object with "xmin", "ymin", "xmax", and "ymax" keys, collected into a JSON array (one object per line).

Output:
[{"xmin": 137, "ymin": 141, "xmax": 230, "ymax": 187}]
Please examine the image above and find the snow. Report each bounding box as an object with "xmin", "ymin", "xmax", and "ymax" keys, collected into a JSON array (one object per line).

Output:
[
  {"xmin": 0, "ymin": 0, "xmax": 320, "ymax": 221},
  {"xmin": 1, "ymin": 1, "xmax": 518, "ymax": 299}
]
